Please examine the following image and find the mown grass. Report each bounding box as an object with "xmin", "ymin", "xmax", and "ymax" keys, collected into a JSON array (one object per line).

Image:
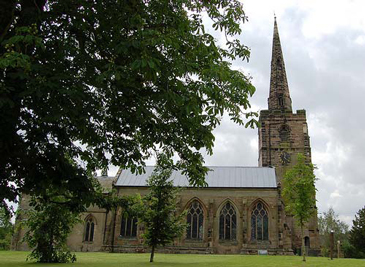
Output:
[{"xmin": 1, "ymin": 251, "xmax": 365, "ymax": 267}]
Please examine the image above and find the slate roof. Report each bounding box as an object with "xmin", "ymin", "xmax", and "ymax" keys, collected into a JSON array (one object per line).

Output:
[{"xmin": 115, "ymin": 166, "xmax": 277, "ymax": 188}]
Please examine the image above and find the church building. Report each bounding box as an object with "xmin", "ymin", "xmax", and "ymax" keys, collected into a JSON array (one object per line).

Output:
[{"xmin": 13, "ymin": 19, "xmax": 320, "ymax": 255}]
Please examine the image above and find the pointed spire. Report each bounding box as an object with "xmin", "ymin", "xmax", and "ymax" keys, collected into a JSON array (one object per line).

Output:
[{"xmin": 268, "ymin": 17, "xmax": 292, "ymax": 111}]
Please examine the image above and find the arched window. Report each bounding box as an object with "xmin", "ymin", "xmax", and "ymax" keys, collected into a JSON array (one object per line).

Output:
[
  {"xmin": 219, "ymin": 202, "xmax": 237, "ymax": 240},
  {"xmin": 120, "ymin": 213, "xmax": 138, "ymax": 238},
  {"xmin": 251, "ymin": 202, "xmax": 269, "ymax": 241},
  {"xmin": 279, "ymin": 124, "xmax": 290, "ymax": 141},
  {"xmin": 84, "ymin": 217, "xmax": 95, "ymax": 242},
  {"xmin": 186, "ymin": 200, "xmax": 204, "ymax": 240}
]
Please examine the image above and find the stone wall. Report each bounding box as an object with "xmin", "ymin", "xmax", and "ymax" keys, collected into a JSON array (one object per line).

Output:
[
  {"xmin": 13, "ymin": 186, "xmax": 296, "ymax": 255},
  {"xmin": 94, "ymin": 186, "xmax": 292, "ymax": 254}
]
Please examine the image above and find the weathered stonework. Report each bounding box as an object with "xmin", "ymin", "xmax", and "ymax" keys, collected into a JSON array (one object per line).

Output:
[
  {"xmin": 268, "ymin": 19, "xmax": 292, "ymax": 112},
  {"xmin": 110, "ymin": 187, "xmax": 285, "ymax": 254},
  {"xmin": 259, "ymin": 109, "xmax": 311, "ymax": 181}
]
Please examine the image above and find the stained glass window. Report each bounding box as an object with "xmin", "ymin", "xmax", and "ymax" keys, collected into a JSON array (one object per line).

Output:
[
  {"xmin": 251, "ymin": 202, "xmax": 269, "ymax": 241},
  {"xmin": 186, "ymin": 200, "xmax": 204, "ymax": 240},
  {"xmin": 120, "ymin": 213, "xmax": 138, "ymax": 237},
  {"xmin": 219, "ymin": 202, "xmax": 237, "ymax": 240},
  {"xmin": 84, "ymin": 217, "xmax": 95, "ymax": 242}
]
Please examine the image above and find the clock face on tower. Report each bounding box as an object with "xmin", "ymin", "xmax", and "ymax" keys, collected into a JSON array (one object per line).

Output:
[{"xmin": 280, "ymin": 151, "xmax": 291, "ymax": 165}]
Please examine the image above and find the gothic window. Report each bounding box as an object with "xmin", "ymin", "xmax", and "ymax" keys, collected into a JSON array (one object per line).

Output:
[
  {"xmin": 84, "ymin": 217, "xmax": 95, "ymax": 242},
  {"xmin": 251, "ymin": 202, "xmax": 269, "ymax": 241},
  {"xmin": 279, "ymin": 124, "xmax": 290, "ymax": 141},
  {"xmin": 120, "ymin": 213, "xmax": 138, "ymax": 238},
  {"xmin": 219, "ymin": 202, "xmax": 237, "ymax": 241},
  {"xmin": 186, "ymin": 200, "xmax": 204, "ymax": 240}
]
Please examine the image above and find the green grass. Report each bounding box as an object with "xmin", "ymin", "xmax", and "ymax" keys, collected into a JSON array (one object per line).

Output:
[{"xmin": 1, "ymin": 251, "xmax": 365, "ymax": 267}]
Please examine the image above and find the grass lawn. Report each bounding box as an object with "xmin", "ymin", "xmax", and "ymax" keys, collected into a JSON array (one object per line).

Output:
[{"xmin": 1, "ymin": 251, "xmax": 365, "ymax": 267}]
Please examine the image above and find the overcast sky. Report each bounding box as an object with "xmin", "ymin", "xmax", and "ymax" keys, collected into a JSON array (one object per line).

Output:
[{"xmin": 109, "ymin": 0, "xmax": 365, "ymax": 227}]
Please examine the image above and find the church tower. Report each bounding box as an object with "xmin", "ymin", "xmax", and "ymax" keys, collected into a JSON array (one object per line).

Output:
[
  {"xmin": 258, "ymin": 18, "xmax": 311, "ymax": 181},
  {"xmin": 258, "ymin": 18, "xmax": 320, "ymax": 254}
]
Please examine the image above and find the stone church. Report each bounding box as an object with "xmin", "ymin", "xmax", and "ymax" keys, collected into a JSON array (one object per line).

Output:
[{"xmin": 14, "ymin": 19, "xmax": 320, "ymax": 255}]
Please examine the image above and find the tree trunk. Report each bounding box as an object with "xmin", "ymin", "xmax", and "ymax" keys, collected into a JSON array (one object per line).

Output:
[
  {"xmin": 301, "ymin": 225, "xmax": 306, "ymax": 262},
  {"xmin": 150, "ymin": 245, "xmax": 155, "ymax": 263}
]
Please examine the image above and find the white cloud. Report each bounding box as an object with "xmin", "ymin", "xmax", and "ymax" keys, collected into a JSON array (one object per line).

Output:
[
  {"xmin": 354, "ymin": 35, "xmax": 365, "ymax": 45},
  {"xmin": 330, "ymin": 189, "xmax": 342, "ymax": 199}
]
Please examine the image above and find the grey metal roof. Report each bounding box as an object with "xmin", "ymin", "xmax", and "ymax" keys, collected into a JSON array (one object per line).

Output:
[{"xmin": 115, "ymin": 166, "xmax": 277, "ymax": 188}]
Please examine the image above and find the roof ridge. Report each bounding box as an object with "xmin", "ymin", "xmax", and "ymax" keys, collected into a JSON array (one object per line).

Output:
[{"xmin": 140, "ymin": 166, "xmax": 275, "ymax": 168}]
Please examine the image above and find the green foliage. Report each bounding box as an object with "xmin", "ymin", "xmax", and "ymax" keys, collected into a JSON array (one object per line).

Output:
[
  {"xmin": 318, "ymin": 207, "xmax": 349, "ymax": 257},
  {"xmin": 282, "ymin": 153, "xmax": 317, "ymax": 261},
  {"xmin": 23, "ymin": 195, "xmax": 80, "ymax": 263},
  {"xmin": 1, "ymin": 0, "xmax": 256, "ymax": 211},
  {"xmin": 0, "ymin": 207, "xmax": 13, "ymax": 250},
  {"xmin": 282, "ymin": 153, "xmax": 317, "ymax": 226},
  {"xmin": 348, "ymin": 206, "xmax": 365, "ymax": 258},
  {"xmin": 342, "ymin": 240, "xmax": 365, "ymax": 259},
  {"xmin": 139, "ymin": 154, "xmax": 186, "ymax": 262}
]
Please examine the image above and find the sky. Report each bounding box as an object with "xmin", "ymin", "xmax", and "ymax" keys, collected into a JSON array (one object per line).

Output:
[{"xmin": 108, "ymin": 0, "xmax": 365, "ymax": 227}]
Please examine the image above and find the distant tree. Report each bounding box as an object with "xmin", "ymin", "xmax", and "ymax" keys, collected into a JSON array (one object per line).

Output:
[
  {"xmin": 282, "ymin": 153, "xmax": 317, "ymax": 262},
  {"xmin": 348, "ymin": 206, "xmax": 365, "ymax": 258},
  {"xmin": 318, "ymin": 207, "xmax": 349, "ymax": 256},
  {"xmin": 0, "ymin": 207, "xmax": 13, "ymax": 250},
  {"xmin": 139, "ymin": 154, "xmax": 186, "ymax": 262},
  {"xmin": 1, "ymin": 0, "xmax": 257, "ymax": 212}
]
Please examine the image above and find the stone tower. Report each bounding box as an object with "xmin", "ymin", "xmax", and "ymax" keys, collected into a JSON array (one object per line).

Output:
[
  {"xmin": 258, "ymin": 18, "xmax": 320, "ymax": 254},
  {"xmin": 258, "ymin": 18, "xmax": 311, "ymax": 181}
]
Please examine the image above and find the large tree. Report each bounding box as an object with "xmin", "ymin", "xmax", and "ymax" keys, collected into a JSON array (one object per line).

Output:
[
  {"xmin": 139, "ymin": 154, "xmax": 186, "ymax": 262},
  {"xmin": 282, "ymin": 153, "xmax": 317, "ymax": 262},
  {"xmin": 0, "ymin": 0, "xmax": 256, "ymax": 210}
]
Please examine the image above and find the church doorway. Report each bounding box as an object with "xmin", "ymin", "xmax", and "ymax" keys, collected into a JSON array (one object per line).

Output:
[{"xmin": 304, "ymin": 236, "xmax": 310, "ymax": 248}]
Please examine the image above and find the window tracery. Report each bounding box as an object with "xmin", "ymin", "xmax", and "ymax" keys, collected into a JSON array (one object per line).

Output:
[
  {"xmin": 84, "ymin": 217, "xmax": 95, "ymax": 242},
  {"xmin": 186, "ymin": 200, "xmax": 204, "ymax": 240},
  {"xmin": 219, "ymin": 202, "xmax": 237, "ymax": 240},
  {"xmin": 251, "ymin": 202, "xmax": 269, "ymax": 241}
]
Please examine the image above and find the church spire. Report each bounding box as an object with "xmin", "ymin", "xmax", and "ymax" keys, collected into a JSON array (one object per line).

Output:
[{"xmin": 268, "ymin": 17, "xmax": 292, "ymax": 111}]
